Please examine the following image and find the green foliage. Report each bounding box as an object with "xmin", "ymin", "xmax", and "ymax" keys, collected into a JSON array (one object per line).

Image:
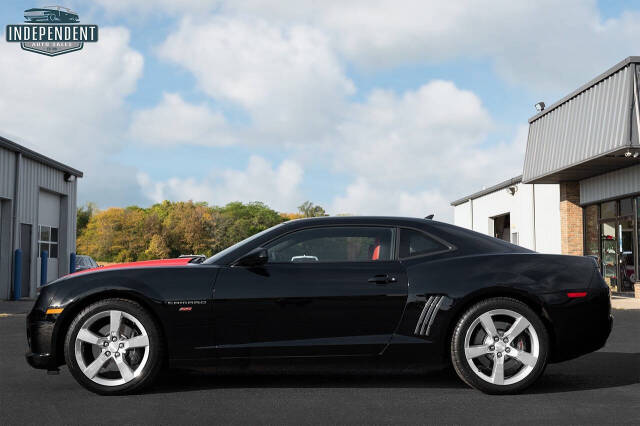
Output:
[
  {"xmin": 76, "ymin": 201, "xmax": 289, "ymax": 262},
  {"xmin": 76, "ymin": 202, "xmax": 97, "ymax": 237},
  {"xmin": 297, "ymin": 201, "xmax": 327, "ymax": 217}
]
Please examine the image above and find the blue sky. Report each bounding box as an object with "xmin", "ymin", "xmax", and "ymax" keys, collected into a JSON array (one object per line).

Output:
[{"xmin": 1, "ymin": 0, "xmax": 639, "ymax": 221}]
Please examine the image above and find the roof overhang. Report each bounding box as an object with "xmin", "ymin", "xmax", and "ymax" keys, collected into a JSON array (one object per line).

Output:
[
  {"xmin": 450, "ymin": 175, "xmax": 522, "ymax": 206},
  {"xmin": 523, "ymin": 56, "xmax": 640, "ymax": 184},
  {"xmin": 0, "ymin": 135, "xmax": 83, "ymax": 177}
]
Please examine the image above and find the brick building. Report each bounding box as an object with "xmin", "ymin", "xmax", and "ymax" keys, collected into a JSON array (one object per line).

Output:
[{"xmin": 452, "ymin": 57, "xmax": 640, "ymax": 297}]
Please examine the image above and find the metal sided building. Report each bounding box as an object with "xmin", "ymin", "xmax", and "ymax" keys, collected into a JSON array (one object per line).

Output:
[
  {"xmin": 0, "ymin": 136, "xmax": 82, "ymax": 299},
  {"xmin": 453, "ymin": 56, "xmax": 640, "ymax": 296}
]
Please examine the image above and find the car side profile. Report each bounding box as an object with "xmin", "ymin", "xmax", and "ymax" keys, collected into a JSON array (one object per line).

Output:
[
  {"xmin": 26, "ymin": 217, "xmax": 612, "ymax": 395},
  {"xmin": 24, "ymin": 6, "xmax": 79, "ymax": 23}
]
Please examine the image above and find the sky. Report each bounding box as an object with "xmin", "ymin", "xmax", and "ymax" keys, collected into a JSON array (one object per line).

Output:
[{"xmin": 1, "ymin": 0, "xmax": 640, "ymax": 222}]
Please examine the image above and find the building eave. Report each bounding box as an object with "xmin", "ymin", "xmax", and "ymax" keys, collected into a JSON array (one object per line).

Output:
[
  {"xmin": 450, "ymin": 175, "xmax": 523, "ymax": 206},
  {"xmin": 0, "ymin": 135, "xmax": 83, "ymax": 177}
]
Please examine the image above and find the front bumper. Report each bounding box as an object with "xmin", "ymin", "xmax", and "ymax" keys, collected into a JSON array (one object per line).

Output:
[
  {"xmin": 25, "ymin": 351, "xmax": 54, "ymax": 370},
  {"xmin": 25, "ymin": 289, "xmax": 61, "ymax": 370}
]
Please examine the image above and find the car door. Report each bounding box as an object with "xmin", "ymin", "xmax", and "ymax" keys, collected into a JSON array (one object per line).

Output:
[{"xmin": 211, "ymin": 225, "xmax": 408, "ymax": 358}]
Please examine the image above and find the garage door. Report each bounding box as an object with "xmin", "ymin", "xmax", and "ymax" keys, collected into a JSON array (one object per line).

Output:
[{"xmin": 37, "ymin": 190, "xmax": 60, "ymax": 285}]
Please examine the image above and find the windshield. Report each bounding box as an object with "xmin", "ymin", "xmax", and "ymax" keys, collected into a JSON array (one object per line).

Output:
[{"xmin": 204, "ymin": 224, "xmax": 284, "ymax": 264}]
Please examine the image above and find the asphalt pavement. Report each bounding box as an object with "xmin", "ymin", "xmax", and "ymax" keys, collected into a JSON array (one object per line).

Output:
[{"xmin": 1, "ymin": 300, "xmax": 638, "ymax": 425}]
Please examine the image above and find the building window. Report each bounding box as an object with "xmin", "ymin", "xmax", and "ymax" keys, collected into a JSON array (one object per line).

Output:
[
  {"xmin": 620, "ymin": 197, "xmax": 634, "ymax": 216},
  {"xmin": 38, "ymin": 225, "xmax": 58, "ymax": 259},
  {"xmin": 600, "ymin": 201, "xmax": 617, "ymax": 219}
]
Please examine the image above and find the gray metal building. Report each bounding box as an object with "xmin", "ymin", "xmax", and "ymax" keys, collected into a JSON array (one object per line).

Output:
[
  {"xmin": 0, "ymin": 136, "xmax": 82, "ymax": 299},
  {"xmin": 523, "ymin": 56, "xmax": 640, "ymax": 295}
]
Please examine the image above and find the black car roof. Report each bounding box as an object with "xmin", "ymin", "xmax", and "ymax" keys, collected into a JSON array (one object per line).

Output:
[{"xmin": 280, "ymin": 216, "xmax": 432, "ymax": 228}]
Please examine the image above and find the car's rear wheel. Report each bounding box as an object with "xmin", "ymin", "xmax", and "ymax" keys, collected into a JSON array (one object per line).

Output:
[
  {"xmin": 450, "ymin": 297, "xmax": 549, "ymax": 394},
  {"xmin": 64, "ymin": 298, "xmax": 163, "ymax": 395}
]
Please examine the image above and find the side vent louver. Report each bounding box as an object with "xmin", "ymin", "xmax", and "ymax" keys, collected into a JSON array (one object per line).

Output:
[{"xmin": 414, "ymin": 295, "xmax": 444, "ymax": 336}]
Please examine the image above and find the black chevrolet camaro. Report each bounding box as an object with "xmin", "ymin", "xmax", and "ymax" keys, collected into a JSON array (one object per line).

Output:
[{"xmin": 26, "ymin": 217, "xmax": 612, "ymax": 395}]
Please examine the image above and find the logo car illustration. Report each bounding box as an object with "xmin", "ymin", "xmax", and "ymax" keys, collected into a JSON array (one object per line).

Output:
[{"xmin": 24, "ymin": 5, "xmax": 79, "ymax": 23}]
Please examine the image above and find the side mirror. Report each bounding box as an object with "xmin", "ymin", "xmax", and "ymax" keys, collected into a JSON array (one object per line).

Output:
[{"xmin": 234, "ymin": 247, "xmax": 268, "ymax": 267}]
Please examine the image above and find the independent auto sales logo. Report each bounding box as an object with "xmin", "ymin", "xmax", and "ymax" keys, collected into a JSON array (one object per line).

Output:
[{"xmin": 5, "ymin": 5, "xmax": 98, "ymax": 56}]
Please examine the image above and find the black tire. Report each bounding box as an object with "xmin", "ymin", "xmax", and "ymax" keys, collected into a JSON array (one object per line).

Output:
[
  {"xmin": 64, "ymin": 298, "xmax": 164, "ymax": 395},
  {"xmin": 450, "ymin": 297, "xmax": 549, "ymax": 395}
]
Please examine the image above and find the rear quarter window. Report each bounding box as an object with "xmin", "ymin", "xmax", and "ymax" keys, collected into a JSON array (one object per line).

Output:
[{"xmin": 399, "ymin": 228, "xmax": 448, "ymax": 258}]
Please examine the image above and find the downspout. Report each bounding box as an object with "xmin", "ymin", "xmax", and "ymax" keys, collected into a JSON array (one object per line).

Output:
[
  {"xmin": 10, "ymin": 152, "xmax": 21, "ymax": 299},
  {"xmin": 469, "ymin": 198, "xmax": 474, "ymax": 231},
  {"xmin": 532, "ymin": 184, "xmax": 537, "ymax": 251},
  {"xmin": 633, "ymin": 64, "xmax": 640, "ymax": 149}
]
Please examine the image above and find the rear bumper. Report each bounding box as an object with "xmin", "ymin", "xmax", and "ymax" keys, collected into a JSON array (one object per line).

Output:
[{"xmin": 543, "ymin": 287, "xmax": 613, "ymax": 363}]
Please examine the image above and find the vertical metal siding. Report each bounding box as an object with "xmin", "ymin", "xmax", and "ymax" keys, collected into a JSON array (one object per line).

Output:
[
  {"xmin": 17, "ymin": 157, "xmax": 77, "ymax": 294},
  {"xmin": 0, "ymin": 146, "xmax": 16, "ymax": 199},
  {"xmin": 580, "ymin": 164, "xmax": 640, "ymax": 205},
  {"xmin": 524, "ymin": 66, "xmax": 633, "ymax": 182}
]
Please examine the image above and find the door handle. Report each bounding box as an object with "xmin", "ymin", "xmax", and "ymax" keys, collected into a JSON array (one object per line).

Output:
[{"xmin": 368, "ymin": 274, "xmax": 397, "ymax": 284}]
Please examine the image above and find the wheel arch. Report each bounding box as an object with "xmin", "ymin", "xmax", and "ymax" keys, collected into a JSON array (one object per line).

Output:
[
  {"xmin": 442, "ymin": 287, "xmax": 556, "ymax": 362},
  {"xmin": 52, "ymin": 290, "xmax": 166, "ymax": 366}
]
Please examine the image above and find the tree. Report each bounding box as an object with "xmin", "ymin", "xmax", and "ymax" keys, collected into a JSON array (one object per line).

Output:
[
  {"xmin": 162, "ymin": 201, "xmax": 215, "ymax": 257},
  {"xmin": 297, "ymin": 201, "xmax": 327, "ymax": 218},
  {"xmin": 211, "ymin": 202, "xmax": 286, "ymax": 253},
  {"xmin": 76, "ymin": 201, "xmax": 288, "ymax": 262},
  {"xmin": 76, "ymin": 202, "xmax": 97, "ymax": 237}
]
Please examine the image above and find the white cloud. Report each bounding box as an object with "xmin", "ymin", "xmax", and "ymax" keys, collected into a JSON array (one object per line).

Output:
[
  {"xmin": 0, "ymin": 27, "xmax": 145, "ymax": 207},
  {"xmin": 332, "ymin": 178, "xmax": 450, "ymax": 219},
  {"xmin": 157, "ymin": 16, "xmax": 354, "ymax": 142},
  {"xmin": 137, "ymin": 156, "xmax": 304, "ymax": 211},
  {"xmin": 330, "ymin": 83, "xmax": 527, "ymax": 221},
  {"xmin": 97, "ymin": 1, "xmax": 640, "ymax": 94},
  {"xmin": 129, "ymin": 93, "xmax": 232, "ymax": 147}
]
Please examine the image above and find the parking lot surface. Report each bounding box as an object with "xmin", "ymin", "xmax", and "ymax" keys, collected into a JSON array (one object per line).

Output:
[{"xmin": 1, "ymin": 301, "xmax": 638, "ymax": 425}]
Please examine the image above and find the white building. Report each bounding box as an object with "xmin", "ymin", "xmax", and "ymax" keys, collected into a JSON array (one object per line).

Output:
[{"xmin": 451, "ymin": 176, "xmax": 561, "ymax": 254}]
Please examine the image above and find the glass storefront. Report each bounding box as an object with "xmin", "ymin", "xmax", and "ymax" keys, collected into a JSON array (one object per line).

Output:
[{"xmin": 585, "ymin": 197, "xmax": 638, "ymax": 293}]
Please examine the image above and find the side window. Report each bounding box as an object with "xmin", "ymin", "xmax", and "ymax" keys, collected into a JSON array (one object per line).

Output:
[
  {"xmin": 266, "ymin": 226, "xmax": 395, "ymax": 263},
  {"xmin": 399, "ymin": 228, "xmax": 447, "ymax": 258}
]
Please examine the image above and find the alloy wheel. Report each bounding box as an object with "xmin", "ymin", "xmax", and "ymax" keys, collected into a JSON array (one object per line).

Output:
[
  {"xmin": 74, "ymin": 310, "xmax": 150, "ymax": 386},
  {"xmin": 463, "ymin": 308, "xmax": 540, "ymax": 386}
]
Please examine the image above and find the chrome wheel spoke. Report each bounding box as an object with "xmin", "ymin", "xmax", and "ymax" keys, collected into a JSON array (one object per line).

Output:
[
  {"xmin": 465, "ymin": 345, "xmax": 489, "ymax": 360},
  {"xmin": 127, "ymin": 334, "xmax": 149, "ymax": 349},
  {"xmin": 109, "ymin": 310, "xmax": 123, "ymax": 336},
  {"xmin": 491, "ymin": 354, "xmax": 505, "ymax": 385},
  {"xmin": 478, "ymin": 312, "xmax": 498, "ymax": 338},
  {"xmin": 83, "ymin": 353, "xmax": 109, "ymax": 378},
  {"xmin": 464, "ymin": 308, "xmax": 541, "ymax": 387},
  {"xmin": 114, "ymin": 356, "xmax": 134, "ymax": 382},
  {"xmin": 505, "ymin": 315, "xmax": 530, "ymax": 340},
  {"xmin": 76, "ymin": 328, "xmax": 102, "ymax": 345},
  {"xmin": 75, "ymin": 309, "xmax": 151, "ymax": 387},
  {"xmin": 511, "ymin": 348, "xmax": 537, "ymax": 367}
]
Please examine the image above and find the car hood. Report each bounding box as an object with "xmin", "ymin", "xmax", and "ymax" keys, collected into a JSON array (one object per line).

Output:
[{"xmin": 71, "ymin": 258, "xmax": 194, "ymax": 276}]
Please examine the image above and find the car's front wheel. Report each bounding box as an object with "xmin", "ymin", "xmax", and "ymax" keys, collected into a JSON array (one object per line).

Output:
[
  {"xmin": 64, "ymin": 298, "xmax": 163, "ymax": 395},
  {"xmin": 450, "ymin": 297, "xmax": 549, "ymax": 394}
]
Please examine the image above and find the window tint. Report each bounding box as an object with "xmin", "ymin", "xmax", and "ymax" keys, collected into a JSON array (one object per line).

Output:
[
  {"xmin": 399, "ymin": 228, "xmax": 446, "ymax": 258},
  {"xmin": 267, "ymin": 226, "xmax": 394, "ymax": 263}
]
